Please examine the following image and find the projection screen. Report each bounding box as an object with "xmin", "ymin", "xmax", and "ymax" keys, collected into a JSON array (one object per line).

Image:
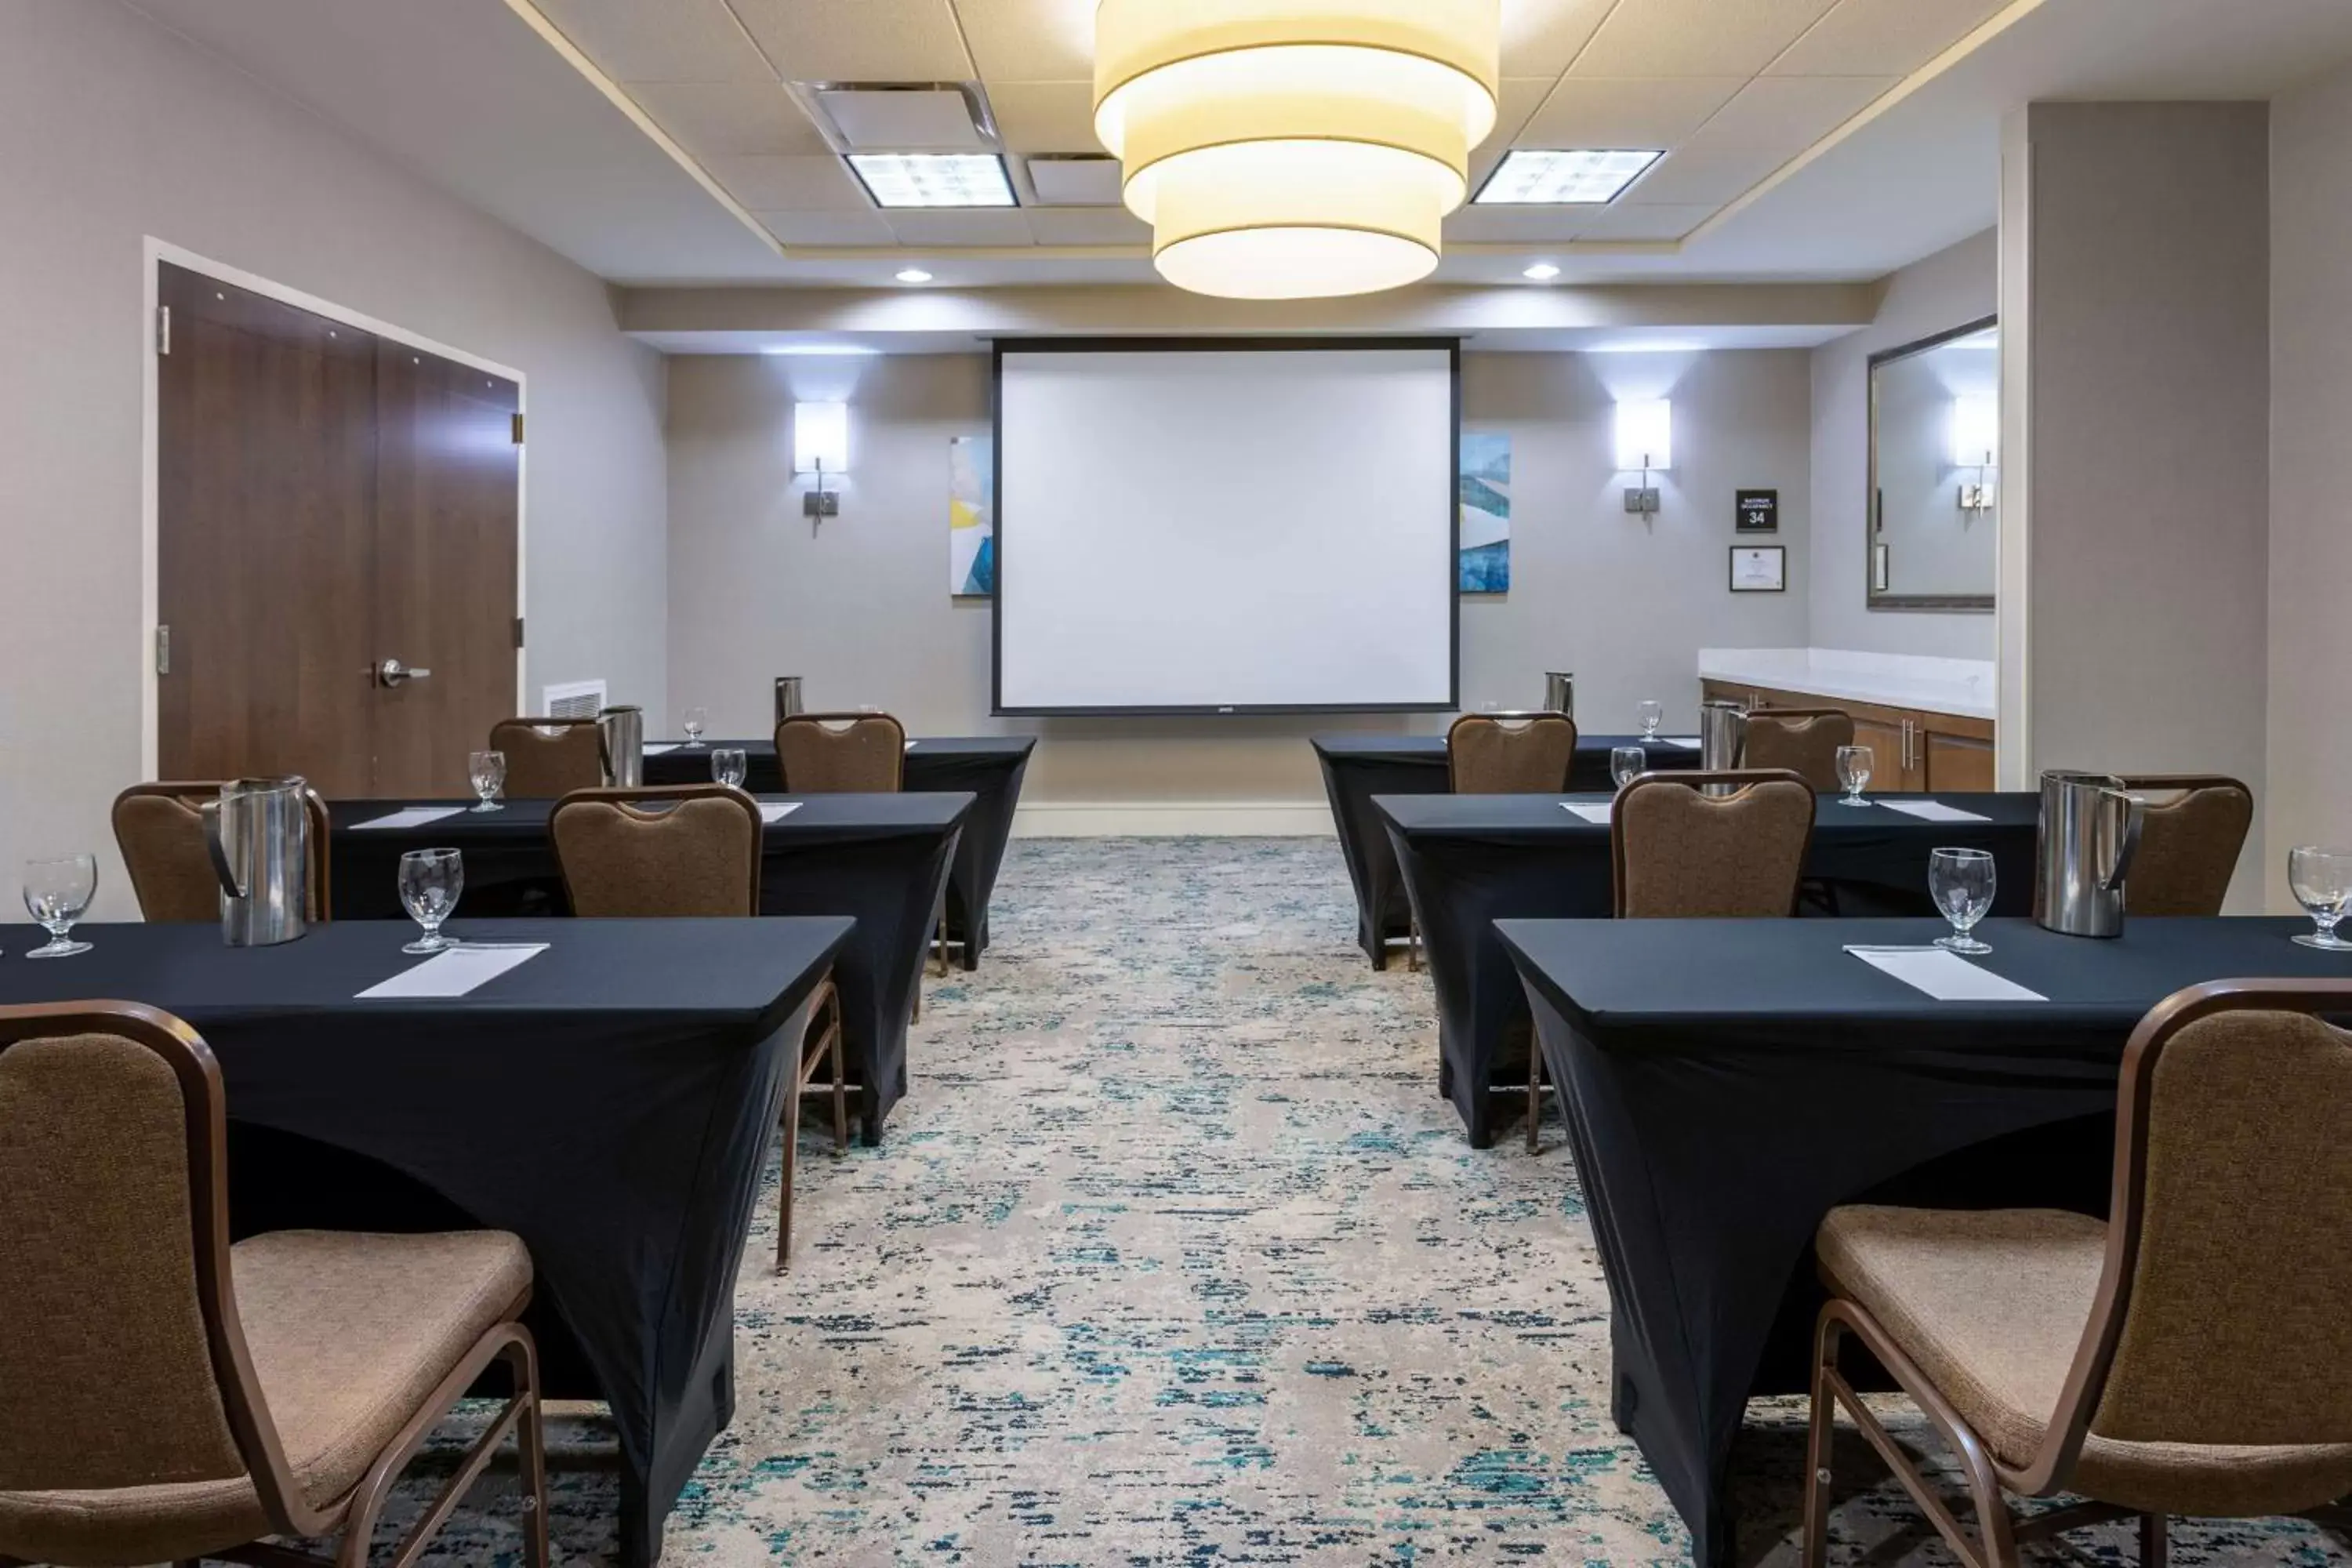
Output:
[{"xmin": 993, "ymin": 341, "xmax": 1459, "ymax": 714}]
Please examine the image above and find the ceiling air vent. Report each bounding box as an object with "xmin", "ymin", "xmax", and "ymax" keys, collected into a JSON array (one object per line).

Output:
[
  {"xmin": 799, "ymin": 83, "xmax": 997, "ymax": 151},
  {"xmin": 1026, "ymin": 155, "xmax": 1123, "ymax": 207}
]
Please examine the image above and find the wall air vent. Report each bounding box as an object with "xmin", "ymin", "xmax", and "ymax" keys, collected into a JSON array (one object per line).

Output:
[{"xmin": 542, "ymin": 679, "xmax": 607, "ymax": 720}]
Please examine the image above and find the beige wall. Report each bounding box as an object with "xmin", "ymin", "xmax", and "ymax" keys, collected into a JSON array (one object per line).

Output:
[
  {"xmin": 2267, "ymin": 60, "xmax": 2352, "ymax": 907},
  {"xmin": 665, "ymin": 347, "xmax": 1813, "ymax": 818},
  {"xmin": 0, "ymin": 0, "xmax": 668, "ymax": 916},
  {"xmin": 1808, "ymin": 230, "xmax": 2000, "ymax": 659}
]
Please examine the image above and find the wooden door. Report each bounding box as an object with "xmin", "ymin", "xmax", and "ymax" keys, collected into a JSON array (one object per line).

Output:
[
  {"xmin": 158, "ymin": 263, "xmax": 378, "ymax": 793},
  {"xmin": 1848, "ymin": 715, "xmax": 1911, "ymax": 791},
  {"xmin": 370, "ymin": 347, "xmax": 520, "ymax": 796}
]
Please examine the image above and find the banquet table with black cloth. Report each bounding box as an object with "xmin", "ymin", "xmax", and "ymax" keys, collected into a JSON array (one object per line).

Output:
[
  {"xmin": 328, "ymin": 793, "xmax": 967, "ymax": 1142},
  {"xmin": 0, "ymin": 915, "xmax": 851, "ymax": 1568},
  {"xmin": 1494, "ymin": 913, "xmax": 2349, "ymax": 1568},
  {"xmin": 1313, "ymin": 732, "xmax": 1704, "ymax": 968},
  {"xmin": 1380, "ymin": 789, "xmax": 2039, "ymax": 1147},
  {"xmin": 644, "ymin": 736, "xmax": 1032, "ymax": 970}
]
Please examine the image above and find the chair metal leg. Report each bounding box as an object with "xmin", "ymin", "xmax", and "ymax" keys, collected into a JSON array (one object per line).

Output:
[
  {"xmin": 777, "ymin": 1052, "xmax": 803, "ymax": 1272},
  {"xmin": 1406, "ymin": 913, "xmax": 1422, "ymax": 972},
  {"xmin": 827, "ymin": 1008, "xmax": 850, "ymax": 1153},
  {"xmin": 2139, "ymin": 1513, "xmax": 2167, "ymax": 1568},
  {"xmin": 1801, "ymin": 1312, "xmax": 1844, "ymax": 1568},
  {"xmin": 1525, "ymin": 1052, "xmax": 1541, "ymax": 1154}
]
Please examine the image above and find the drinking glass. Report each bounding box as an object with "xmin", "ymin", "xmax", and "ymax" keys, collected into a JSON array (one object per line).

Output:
[
  {"xmin": 712, "ymin": 747, "xmax": 748, "ymax": 789},
  {"xmin": 468, "ymin": 750, "xmax": 506, "ymax": 812},
  {"xmin": 2287, "ymin": 845, "xmax": 2352, "ymax": 950},
  {"xmin": 23, "ymin": 854, "xmax": 97, "ymax": 958},
  {"xmin": 1928, "ymin": 847, "xmax": 1996, "ymax": 954},
  {"xmin": 397, "ymin": 848, "xmax": 463, "ymax": 955},
  {"xmin": 682, "ymin": 706, "xmax": 708, "ymax": 749},
  {"xmin": 1636, "ymin": 699, "xmax": 1663, "ymax": 740},
  {"xmin": 1610, "ymin": 746, "xmax": 1646, "ymax": 792},
  {"xmin": 1836, "ymin": 744, "xmax": 1874, "ymax": 806}
]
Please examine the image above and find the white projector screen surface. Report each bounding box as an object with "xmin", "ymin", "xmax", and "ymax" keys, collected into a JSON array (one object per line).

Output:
[{"xmin": 996, "ymin": 346, "xmax": 1457, "ymax": 713}]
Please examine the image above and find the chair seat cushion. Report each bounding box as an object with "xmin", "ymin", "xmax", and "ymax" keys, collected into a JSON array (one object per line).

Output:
[{"xmin": 0, "ymin": 1229, "xmax": 528, "ymax": 1565}]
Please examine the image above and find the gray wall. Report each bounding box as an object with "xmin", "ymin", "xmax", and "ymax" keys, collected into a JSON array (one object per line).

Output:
[
  {"xmin": 2268, "ymin": 60, "xmax": 2352, "ymax": 908},
  {"xmin": 1808, "ymin": 230, "xmax": 1999, "ymax": 659},
  {"xmin": 665, "ymin": 348, "xmax": 1813, "ymax": 812},
  {"xmin": 0, "ymin": 0, "xmax": 669, "ymax": 915}
]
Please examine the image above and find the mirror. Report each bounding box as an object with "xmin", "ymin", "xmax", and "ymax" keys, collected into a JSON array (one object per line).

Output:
[{"xmin": 1867, "ymin": 316, "xmax": 1997, "ymax": 611}]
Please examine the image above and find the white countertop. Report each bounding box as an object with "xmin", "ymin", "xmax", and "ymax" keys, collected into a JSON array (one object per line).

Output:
[{"xmin": 1697, "ymin": 647, "xmax": 1996, "ymax": 721}]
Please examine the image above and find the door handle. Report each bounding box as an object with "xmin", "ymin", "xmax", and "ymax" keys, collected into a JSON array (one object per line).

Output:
[{"xmin": 378, "ymin": 658, "xmax": 432, "ymax": 688}]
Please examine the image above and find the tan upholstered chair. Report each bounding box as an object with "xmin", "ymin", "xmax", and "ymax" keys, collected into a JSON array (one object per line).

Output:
[
  {"xmin": 775, "ymin": 712, "xmax": 906, "ymax": 793},
  {"xmin": 0, "ymin": 1001, "xmax": 546, "ymax": 1568},
  {"xmin": 488, "ymin": 717, "xmax": 605, "ymax": 798},
  {"xmin": 1740, "ymin": 708, "xmax": 1854, "ymax": 792},
  {"xmin": 546, "ymin": 785, "xmax": 847, "ymax": 1272},
  {"xmin": 1805, "ymin": 980, "xmax": 2352, "ymax": 1568},
  {"xmin": 1611, "ymin": 769, "xmax": 1815, "ymax": 918},
  {"xmin": 2116, "ymin": 775, "xmax": 2253, "ymax": 916},
  {"xmin": 1446, "ymin": 711, "xmax": 1579, "ymax": 794},
  {"xmin": 112, "ymin": 782, "xmax": 332, "ymax": 923}
]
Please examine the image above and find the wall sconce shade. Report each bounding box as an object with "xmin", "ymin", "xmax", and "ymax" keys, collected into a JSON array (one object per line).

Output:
[
  {"xmin": 794, "ymin": 401, "xmax": 850, "ymax": 475},
  {"xmin": 1613, "ymin": 398, "xmax": 1672, "ymax": 472},
  {"xmin": 1948, "ymin": 394, "xmax": 1998, "ymax": 469}
]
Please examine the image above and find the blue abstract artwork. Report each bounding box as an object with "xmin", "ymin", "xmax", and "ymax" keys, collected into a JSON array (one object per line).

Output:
[
  {"xmin": 949, "ymin": 435, "xmax": 994, "ymax": 597},
  {"xmin": 1459, "ymin": 430, "xmax": 1511, "ymax": 594}
]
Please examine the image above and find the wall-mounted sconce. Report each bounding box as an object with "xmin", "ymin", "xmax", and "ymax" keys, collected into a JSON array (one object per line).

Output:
[
  {"xmin": 1949, "ymin": 394, "xmax": 1997, "ymax": 517},
  {"xmin": 794, "ymin": 401, "xmax": 849, "ymax": 519},
  {"xmin": 1614, "ymin": 398, "xmax": 1671, "ymax": 514}
]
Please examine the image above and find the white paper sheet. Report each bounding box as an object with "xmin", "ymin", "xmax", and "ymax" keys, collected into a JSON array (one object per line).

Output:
[
  {"xmin": 759, "ymin": 802, "xmax": 801, "ymax": 824},
  {"xmin": 1846, "ymin": 946, "xmax": 2045, "ymax": 1002},
  {"xmin": 1561, "ymin": 802, "xmax": 1616, "ymax": 825},
  {"xmin": 644, "ymin": 742, "xmax": 682, "ymax": 756},
  {"xmin": 904, "ymin": 740, "xmax": 918, "ymax": 750},
  {"xmin": 1875, "ymin": 799, "xmax": 1992, "ymax": 823},
  {"xmin": 1660, "ymin": 736, "xmax": 1701, "ymax": 749},
  {"xmin": 350, "ymin": 806, "xmax": 466, "ymax": 831},
  {"xmin": 358, "ymin": 943, "xmax": 547, "ymax": 1000}
]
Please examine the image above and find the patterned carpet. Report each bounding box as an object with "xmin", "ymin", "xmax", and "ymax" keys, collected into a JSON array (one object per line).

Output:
[{"xmin": 384, "ymin": 838, "xmax": 2344, "ymax": 1566}]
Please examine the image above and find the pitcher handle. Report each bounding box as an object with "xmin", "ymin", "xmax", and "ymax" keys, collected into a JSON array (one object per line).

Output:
[
  {"xmin": 2101, "ymin": 789, "xmax": 2147, "ymax": 892},
  {"xmin": 200, "ymin": 798, "xmax": 245, "ymax": 899}
]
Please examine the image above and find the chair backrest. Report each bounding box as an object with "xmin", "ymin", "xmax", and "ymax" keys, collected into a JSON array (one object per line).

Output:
[
  {"xmin": 775, "ymin": 712, "xmax": 906, "ymax": 793},
  {"xmin": 488, "ymin": 717, "xmax": 606, "ymax": 798},
  {"xmin": 111, "ymin": 782, "xmax": 332, "ymax": 923},
  {"xmin": 0, "ymin": 1002, "xmax": 306, "ymax": 1525},
  {"xmin": 550, "ymin": 785, "xmax": 763, "ymax": 917},
  {"xmin": 2017, "ymin": 982, "xmax": 2352, "ymax": 1504},
  {"xmin": 1610, "ymin": 769, "xmax": 1814, "ymax": 917},
  {"xmin": 2114, "ymin": 775, "xmax": 2252, "ymax": 916},
  {"xmin": 1446, "ymin": 712, "xmax": 1578, "ymax": 793},
  {"xmin": 1739, "ymin": 707, "xmax": 1853, "ymax": 792}
]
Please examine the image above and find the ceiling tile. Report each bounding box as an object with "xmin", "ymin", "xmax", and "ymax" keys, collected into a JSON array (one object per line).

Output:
[
  {"xmin": 1025, "ymin": 207, "xmax": 1151, "ymax": 245},
  {"xmin": 884, "ymin": 209, "xmax": 1036, "ymax": 245},
  {"xmin": 533, "ymin": 0, "xmax": 771, "ymax": 83},
  {"xmin": 706, "ymin": 154, "xmax": 873, "ymax": 209},
  {"xmin": 1515, "ymin": 76, "xmax": 1745, "ymax": 148},
  {"xmin": 757, "ymin": 209, "xmax": 901, "ymax": 245},
  {"xmin": 724, "ymin": 0, "xmax": 973, "ymax": 82},
  {"xmin": 1617, "ymin": 74, "xmax": 1893, "ymax": 203},
  {"xmin": 1500, "ymin": 0, "xmax": 1617, "ymax": 76},
  {"xmin": 955, "ymin": 0, "xmax": 1096, "ymax": 84},
  {"xmin": 989, "ymin": 82, "xmax": 1102, "ymax": 152},
  {"xmin": 1571, "ymin": 0, "xmax": 1843, "ymax": 77},
  {"xmin": 1767, "ymin": 0, "xmax": 2013, "ymax": 76},
  {"xmin": 1444, "ymin": 207, "xmax": 1592, "ymax": 243},
  {"xmin": 1489, "ymin": 77, "xmax": 1557, "ymax": 146},
  {"xmin": 1568, "ymin": 201, "xmax": 1716, "ymax": 239},
  {"xmin": 630, "ymin": 82, "xmax": 832, "ymax": 156}
]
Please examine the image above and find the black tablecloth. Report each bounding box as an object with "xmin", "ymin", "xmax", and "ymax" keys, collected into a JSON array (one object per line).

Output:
[
  {"xmin": 644, "ymin": 737, "xmax": 1032, "ymax": 971},
  {"xmin": 0, "ymin": 916, "xmax": 851, "ymax": 1568},
  {"xmin": 1313, "ymin": 734, "xmax": 1704, "ymax": 968},
  {"xmin": 1495, "ymin": 914, "xmax": 2347, "ymax": 1567},
  {"xmin": 328, "ymin": 794, "xmax": 967, "ymax": 1142},
  {"xmin": 1381, "ymin": 791, "xmax": 2041, "ymax": 1147}
]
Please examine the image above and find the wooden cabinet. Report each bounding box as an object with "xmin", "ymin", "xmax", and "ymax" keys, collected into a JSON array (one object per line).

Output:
[{"xmin": 1700, "ymin": 679, "xmax": 1994, "ymax": 793}]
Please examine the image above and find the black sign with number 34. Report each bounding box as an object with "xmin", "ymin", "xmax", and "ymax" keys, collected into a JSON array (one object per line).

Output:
[{"xmin": 1736, "ymin": 488, "xmax": 1778, "ymax": 533}]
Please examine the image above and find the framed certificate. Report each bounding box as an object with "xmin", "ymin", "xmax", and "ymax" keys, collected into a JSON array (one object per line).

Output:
[{"xmin": 1730, "ymin": 545, "xmax": 1786, "ymax": 593}]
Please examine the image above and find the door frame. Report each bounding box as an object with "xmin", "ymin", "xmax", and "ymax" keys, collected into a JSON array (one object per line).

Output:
[{"xmin": 140, "ymin": 238, "xmax": 528, "ymax": 778}]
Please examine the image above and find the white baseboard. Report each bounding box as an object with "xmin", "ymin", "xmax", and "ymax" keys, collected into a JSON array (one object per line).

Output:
[{"xmin": 1012, "ymin": 800, "xmax": 1336, "ymax": 837}]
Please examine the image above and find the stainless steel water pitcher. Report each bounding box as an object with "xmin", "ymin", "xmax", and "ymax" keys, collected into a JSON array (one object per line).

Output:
[
  {"xmin": 1544, "ymin": 671, "xmax": 1574, "ymax": 717},
  {"xmin": 1698, "ymin": 701, "xmax": 1748, "ymax": 793},
  {"xmin": 598, "ymin": 705, "xmax": 644, "ymax": 786},
  {"xmin": 775, "ymin": 676, "xmax": 805, "ymax": 724},
  {"xmin": 201, "ymin": 777, "xmax": 310, "ymax": 947},
  {"xmin": 2037, "ymin": 770, "xmax": 2146, "ymax": 937}
]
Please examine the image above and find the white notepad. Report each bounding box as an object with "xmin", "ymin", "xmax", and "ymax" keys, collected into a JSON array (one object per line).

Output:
[
  {"xmin": 350, "ymin": 806, "xmax": 466, "ymax": 831},
  {"xmin": 904, "ymin": 740, "xmax": 918, "ymax": 750},
  {"xmin": 1659, "ymin": 736, "xmax": 1701, "ymax": 749},
  {"xmin": 1875, "ymin": 799, "xmax": 1992, "ymax": 823},
  {"xmin": 358, "ymin": 943, "xmax": 546, "ymax": 1000},
  {"xmin": 1846, "ymin": 946, "xmax": 2045, "ymax": 1002},
  {"xmin": 644, "ymin": 742, "xmax": 681, "ymax": 756},
  {"xmin": 758, "ymin": 802, "xmax": 801, "ymax": 824},
  {"xmin": 1561, "ymin": 802, "xmax": 1615, "ymax": 825}
]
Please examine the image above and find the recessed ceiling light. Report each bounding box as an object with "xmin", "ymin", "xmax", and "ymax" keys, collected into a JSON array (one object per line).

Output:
[
  {"xmin": 1475, "ymin": 149, "xmax": 1663, "ymax": 205},
  {"xmin": 1523, "ymin": 263, "xmax": 1562, "ymax": 281},
  {"xmin": 895, "ymin": 267, "xmax": 934, "ymax": 285},
  {"xmin": 847, "ymin": 153, "xmax": 1016, "ymax": 209}
]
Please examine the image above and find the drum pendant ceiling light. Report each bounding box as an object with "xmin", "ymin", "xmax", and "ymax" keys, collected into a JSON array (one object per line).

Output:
[{"xmin": 1094, "ymin": 0, "xmax": 1501, "ymax": 300}]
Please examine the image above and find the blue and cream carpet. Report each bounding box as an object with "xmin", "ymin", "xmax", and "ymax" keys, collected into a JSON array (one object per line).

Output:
[{"xmin": 398, "ymin": 838, "xmax": 2345, "ymax": 1565}]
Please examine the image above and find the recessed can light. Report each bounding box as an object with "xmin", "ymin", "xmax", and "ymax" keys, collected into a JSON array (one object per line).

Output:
[
  {"xmin": 1523, "ymin": 263, "xmax": 1562, "ymax": 281},
  {"xmin": 896, "ymin": 267, "xmax": 935, "ymax": 284}
]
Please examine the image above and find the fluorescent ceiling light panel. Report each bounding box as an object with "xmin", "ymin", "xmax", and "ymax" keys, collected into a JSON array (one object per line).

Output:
[
  {"xmin": 1475, "ymin": 149, "xmax": 1662, "ymax": 205},
  {"xmin": 847, "ymin": 153, "xmax": 1016, "ymax": 208}
]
